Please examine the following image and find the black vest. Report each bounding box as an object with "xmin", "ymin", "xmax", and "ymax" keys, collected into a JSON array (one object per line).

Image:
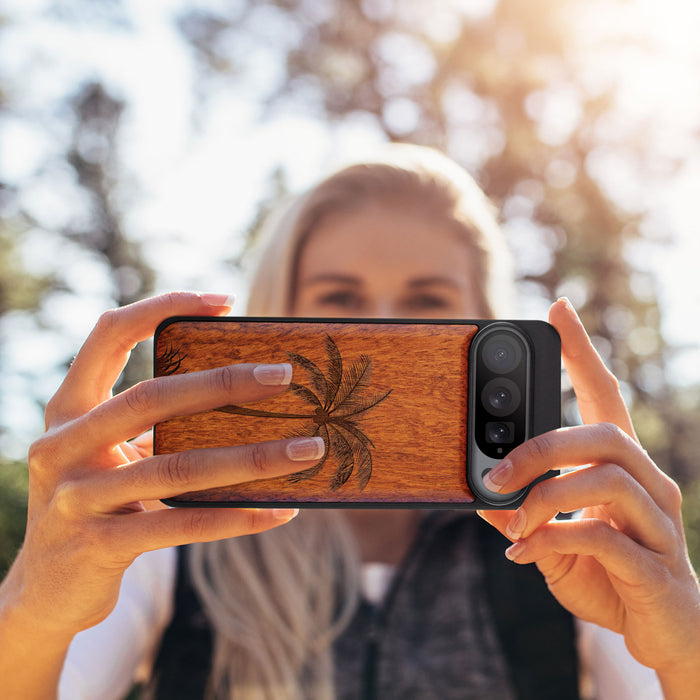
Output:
[{"xmin": 148, "ymin": 513, "xmax": 579, "ymax": 699}]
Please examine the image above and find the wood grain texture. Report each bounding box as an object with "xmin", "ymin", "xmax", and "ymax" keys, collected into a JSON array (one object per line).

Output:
[{"xmin": 154, "ymin": 319, "xmax": 478, "ymax": 505}]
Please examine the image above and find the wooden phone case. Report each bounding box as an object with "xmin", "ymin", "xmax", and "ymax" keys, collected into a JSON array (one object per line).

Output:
[{"xmin": 153, "ymin": 317, "xmax": 560, "ymax": 508}]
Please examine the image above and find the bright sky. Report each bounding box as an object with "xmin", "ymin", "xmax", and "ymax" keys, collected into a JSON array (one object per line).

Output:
[{"xmin": 1, "ymin": 0, "xmax": 699, "ymax": 456}]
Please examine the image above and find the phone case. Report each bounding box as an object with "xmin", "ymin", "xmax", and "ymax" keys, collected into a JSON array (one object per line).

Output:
[{"xmin": 153, "ymin": 317, "xmax": 560, "ymax": 509}]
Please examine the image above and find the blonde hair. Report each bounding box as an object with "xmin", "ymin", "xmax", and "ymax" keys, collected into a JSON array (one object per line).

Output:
[
  {"xmin": 188, "ymin": 512, "xmax": 359, "ymax": 700},
  {"xmin": 247, "ymin": 143, "xmax": 514, "ymax": 318},
  {"xmin": 188, "ymin": 144, "xmax": 514, "ymax": 699}
]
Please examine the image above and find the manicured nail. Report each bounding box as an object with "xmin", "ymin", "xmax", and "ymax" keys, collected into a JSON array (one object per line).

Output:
[
  {"xmin": 273, "ymin": 508, "xmax": 299, "ymax": 521},
  {"xmin": 505, "ymin": 541, "xmax": 527, "ymax": 561},
  {"xmin": 483, "ymin": 460, "xmax": 512, "ymax": 493},
  {"xmin": 557, "ymin": 296, "xmax": 578, "ymax": 319},
  {"xmin": 286, "ymin": 437, "xmax": 325, "ymax": 461},
  {"xmin": 506, "ymin": 509, "xmax": 527, "ymax": 540},
  {"xmin": 199, "ymin": 293, "xmax": 236, "ymax": 308},
  {"xmin": 254, "ymin": 363, "xmax": 293, "ymax": 386}
]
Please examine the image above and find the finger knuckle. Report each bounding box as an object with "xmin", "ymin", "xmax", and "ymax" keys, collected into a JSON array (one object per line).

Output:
[
  {"xmin": 648, "ymin": 558, "xmax": 675, "ymax": 591},
  {"xmin": 602, "ymin": 369, "xmax": 621, "ymax": 396},
  {"xmin": 529, "ymin": 477, "xmax": 555, "ymax": 510},
  {"xmin": 52, "ymin": 479, "xmax": 84, "ymax": 517},
  {"xmin": 600, "ymin": 462, "xmax": 633, "ymax": 490},
  {"xmin": 523, "ymin": 432, "xmax": 555, "ymax": 465},
  {"xmin": 662, "ymin": 476, "xmax": 683, "ymax": 513},
  {"xmin": 542, "ymin": 555, "xmax": 578, "ymax": 587},
  {"xmin": 123, "ymin": 380, "xmax": 159, "ymax": 416},
  {"xmin": 94, "ymin": 308, "xmax": 121, "ymax": 337},
  {"xmin": 161, "ymin": 291, "xmax": 191, "ymax": 309},
  {"xmin": 28, "ymin": 436, "xmax": 49, "ymax": 473},
  {"xmin": 243, "ymin": 443, "xmax": 270, "ymax": 477},
  {"xmin": 157, "ymin": 451, "xmax": 196, "ymax": 490},
  {"xmin": 658, "ymin": 512, "xmax": 684, "ymax": 555},
  {"xmin": 573, "ymin": 517, "xmax": 611, "ymax": 548},
  {"xmin": 596, "ymin": 421, "xmax": 628, "ymax": 446},
  {"xmin": 28, "ymin": 433, "xmax": 59, "ymax": 477},
  {"xmin": 184, "ymin": 509, "xmax": 212, "ymax": 541},
  {"xmin": 213, "ymin": 364, "xmax": 239, "ymax": 395},
  {"xmin": 244, "ymin": 509, "xmax": 270, "ymax": 532}
]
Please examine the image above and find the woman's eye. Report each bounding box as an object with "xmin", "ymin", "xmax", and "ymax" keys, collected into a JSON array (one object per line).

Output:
[{"xmin": 316, "ymin": 291, "xmax": 364, "ymax": 310}]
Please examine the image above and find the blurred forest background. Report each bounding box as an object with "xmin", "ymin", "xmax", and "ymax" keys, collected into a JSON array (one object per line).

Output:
[{"xmin": 1, "ymin": 0, "xmax": 700, "ymax": 574}]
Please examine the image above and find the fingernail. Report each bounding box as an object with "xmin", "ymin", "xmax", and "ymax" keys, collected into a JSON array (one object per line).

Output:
[
  {"xmin": 273, "ymin": 508, "xmax": 299, "ymax": 521},
  {"xmin": 199, "ymin": 293, "xmax": 236, "ymax": 308},
  {"xmin": 557, "ymin": 296, "xmax": 578, "ymax": 319},
  {"xmin": 254, "ymin": 363, "xmax": 293, "ymax": 386},
  {"xmin": 483, "ymin": 460, "xmax": 512, "ymax": 493},
  {"xmin": 505, "ymin": 541, "xmax": 527, "ymax": 561},
  {"xmin": 286, "ymin": 437, "xmax": 325, "ymax": 461},
  {"xmin": 506, "ymin": 509, "xmax": 527, "ymax": 540}
]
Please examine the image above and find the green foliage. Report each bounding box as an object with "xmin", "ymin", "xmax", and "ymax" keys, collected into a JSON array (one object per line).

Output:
[
  {"xmin": 0, "ymin": 222, "xmax": 54, "ymax": 316},
  {"xmin": 0, "ymin": 460, "xmax": 28, "ymax": 577},
  {"xmin": 682, "ymin": 479, "xmax": 700, "ymax": 572}
]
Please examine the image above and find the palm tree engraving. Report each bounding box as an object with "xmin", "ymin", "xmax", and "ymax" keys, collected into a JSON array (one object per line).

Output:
[
  {"xmin": 158, "ymin": 341, "xmax": 188, "ymax": 376},
  {"xmin": 215, "ymin": 335, "xmax": 392, "ymax": 491}
]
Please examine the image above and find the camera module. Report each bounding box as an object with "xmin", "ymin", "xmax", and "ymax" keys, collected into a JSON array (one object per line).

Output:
[
  {"xmin": 469, "ymin": 323, "xmax": 531, "ymax": 463},
  {"xmin": 467, "ymin": 320, "xmax": 560, "ymax": 507}
]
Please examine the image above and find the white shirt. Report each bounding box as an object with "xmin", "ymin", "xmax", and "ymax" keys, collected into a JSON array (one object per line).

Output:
[{"xmin": 59, "ymin": 548, "xmax": 663, "ymax": 700}]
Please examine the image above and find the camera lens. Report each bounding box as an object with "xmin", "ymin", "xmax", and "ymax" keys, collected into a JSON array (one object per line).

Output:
[
  {"xmin": 481, "ymin": 378, "xmax": 521, "ymax": 417},
  {"xmin": 486, "ymin": 421, "xmax": 514, "ymax": 444},
  {"xmin": 489, "ymin": 387, "xmax": 511, "ymax": 411},
  {"xmin": 482, "ymin": 334, "xmax": 523, "ymax": 374}
]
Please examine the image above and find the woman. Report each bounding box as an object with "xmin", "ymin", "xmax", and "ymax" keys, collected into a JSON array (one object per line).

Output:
[{"xmin": 0, "ymin": 146, "xmax": 697, "ymax": 699}]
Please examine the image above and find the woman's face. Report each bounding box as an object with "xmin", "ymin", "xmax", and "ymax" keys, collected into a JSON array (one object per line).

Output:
[{"xmin": 293, "ymin": 202, "xmax": 485, "ymax": 319}]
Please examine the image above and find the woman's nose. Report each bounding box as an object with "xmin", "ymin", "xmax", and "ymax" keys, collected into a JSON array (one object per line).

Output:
[{"xmin": 367, "ymin": 300, "xmax": 399, "ymax": 318}]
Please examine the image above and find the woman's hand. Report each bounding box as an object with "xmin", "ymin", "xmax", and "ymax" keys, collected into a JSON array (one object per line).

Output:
[
  {"xmin": 478, "ymin": 298, "xmax": 700, "ymax": 696},
  {"xmin": 1, "ymin": 292, "xmax": 325, "ymax": 647}
]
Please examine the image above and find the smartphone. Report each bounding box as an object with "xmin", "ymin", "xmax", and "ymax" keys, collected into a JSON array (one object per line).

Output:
[{"xmin": 153, "ymin": 317, "xmax": 560, "ymax": 509}]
